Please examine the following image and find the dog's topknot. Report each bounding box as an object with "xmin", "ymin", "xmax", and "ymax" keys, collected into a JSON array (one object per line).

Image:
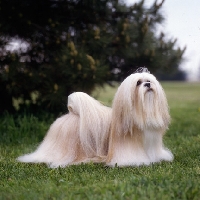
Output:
[{"xmin": 135, "ymin": 67, "xmax": 150, "ymax": 74}]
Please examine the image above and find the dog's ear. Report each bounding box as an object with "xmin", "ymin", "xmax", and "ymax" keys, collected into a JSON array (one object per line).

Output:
[
  {"xmin": 134, "ymin": 67, "xmax": 150, "ymax": 74},
  {"xmin": 111, "ymin": 74, "xmax": 137, "ymax": 136}
]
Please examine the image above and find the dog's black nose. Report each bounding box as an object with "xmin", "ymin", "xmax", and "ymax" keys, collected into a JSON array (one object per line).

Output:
[{"xmin": 144, "ymin": 83, "xmax": 151, "ymax": 88}]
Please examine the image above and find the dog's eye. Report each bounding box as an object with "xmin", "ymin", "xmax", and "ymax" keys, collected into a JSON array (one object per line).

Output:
[
  {"xmin": 147, "ymin": 80, "xmax": 150, "ymax": 82},
  {"xmin": 137, "ymin": 80, "xmax": 142, "ymax": 86}
]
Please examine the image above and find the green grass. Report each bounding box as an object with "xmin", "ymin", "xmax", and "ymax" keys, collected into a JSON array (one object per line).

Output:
[{"xmin": 1, "ymin": 82, "xmax": 200, "ymax": 200}]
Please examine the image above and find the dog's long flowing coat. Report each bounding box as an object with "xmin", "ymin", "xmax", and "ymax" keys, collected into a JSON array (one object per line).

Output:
[{"xmin": 18, "ymin": 71, "xmax": 173, "ymax": 167}]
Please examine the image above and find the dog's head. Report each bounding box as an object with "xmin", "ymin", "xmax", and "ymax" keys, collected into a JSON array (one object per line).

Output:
[{"xmin": 112, "ymin": 68, "xmax": 170, "ymax": 133}]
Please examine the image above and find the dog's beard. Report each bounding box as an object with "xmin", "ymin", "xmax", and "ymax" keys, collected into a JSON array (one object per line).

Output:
[{"xmin": 134, "ymin": 84, "xmax": 169, "ymax": 130}]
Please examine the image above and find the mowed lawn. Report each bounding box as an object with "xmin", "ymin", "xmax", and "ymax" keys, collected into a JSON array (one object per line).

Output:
[{"xmin": 0, "ymin": 82, "xmax": 200, "ymax": 200}]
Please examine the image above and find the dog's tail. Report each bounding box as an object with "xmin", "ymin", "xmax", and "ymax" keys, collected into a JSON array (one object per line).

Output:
[{"xmin": 67, "ymin": 92, "xmax": 111, "ymax": 158}]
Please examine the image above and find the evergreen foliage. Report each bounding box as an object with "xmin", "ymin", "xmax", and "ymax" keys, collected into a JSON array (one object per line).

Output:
[{"xmin": 0, "ymin": 0, "xmax": 186, "ymax": 114}]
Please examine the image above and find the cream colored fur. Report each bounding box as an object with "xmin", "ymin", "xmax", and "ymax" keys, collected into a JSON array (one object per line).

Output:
[{"xmin": 18, "ymin": 72, "xmax": 173, "ymax": 167}]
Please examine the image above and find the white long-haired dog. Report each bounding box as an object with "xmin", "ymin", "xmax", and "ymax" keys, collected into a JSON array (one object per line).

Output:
[{"xmin": 18, "ymin": 68, "xmax": 173, "ymax": 167}]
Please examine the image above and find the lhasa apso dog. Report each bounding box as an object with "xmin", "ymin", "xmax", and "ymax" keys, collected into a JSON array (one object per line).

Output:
[{"xmin": 18, "ymin": 68, "xmax": 173, "ymax": 167}]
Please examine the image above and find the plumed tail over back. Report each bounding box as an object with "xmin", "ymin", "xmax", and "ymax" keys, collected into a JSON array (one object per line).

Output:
[{"xmin": 68, "ymin": 92, "xmax": 111, "ymax": 157}]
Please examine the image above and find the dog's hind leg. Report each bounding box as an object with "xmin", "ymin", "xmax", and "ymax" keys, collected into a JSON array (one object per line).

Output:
[{"xmin": 17, "ymin": 113, "xmax": 81, "ymax": 167}]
